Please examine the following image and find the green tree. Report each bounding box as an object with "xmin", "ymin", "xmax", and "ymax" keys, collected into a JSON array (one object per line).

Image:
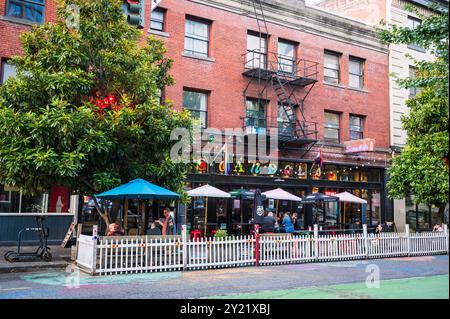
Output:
[
  {"xmin": 0, "ymin": 0, "xmax": 193, "ymax": 227},
  {"xmin": 377, "ymin": 5, "xmax": 449, "ymax": 221}
]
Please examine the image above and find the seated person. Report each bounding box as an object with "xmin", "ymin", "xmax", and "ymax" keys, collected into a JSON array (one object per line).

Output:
[
  {"xmin": 107, "ymin": 222, "xmax": 125, "ymax": 236},
  {"xmin": 262, "ymin": 212, "xmax": 276, "ymax": 233},
  {"xmin": 147, "ymin": 222, "xmax": 162, "ymax": 236}
]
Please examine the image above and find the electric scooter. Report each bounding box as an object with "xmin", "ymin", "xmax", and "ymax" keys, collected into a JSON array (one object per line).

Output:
[{"xmin": 4, "ymin": 216, "xmax": 52, "ymax": 262}]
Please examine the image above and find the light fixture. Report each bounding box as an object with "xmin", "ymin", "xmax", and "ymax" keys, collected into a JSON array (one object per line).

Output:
[{"xmin": 274, "ymin": 178, "xmax": 285, "ymax": 183}]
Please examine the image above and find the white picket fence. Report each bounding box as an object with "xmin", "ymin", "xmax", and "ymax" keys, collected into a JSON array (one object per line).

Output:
[{"xmin": 76, "ymin": 224, "xmax": 449, "ymax": 276}]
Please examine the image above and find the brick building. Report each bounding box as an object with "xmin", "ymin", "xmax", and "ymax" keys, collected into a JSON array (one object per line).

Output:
[
  {"xmin": 315, "ymin": 0, "xmax": 449, "ymax": 231},
  {"xmin": 0, "ymin": 0, "xmax": 392, "ymax": 242},
  {"xmin": 147, "ymin": 0, "xmax": 391, "ymax": 234}
]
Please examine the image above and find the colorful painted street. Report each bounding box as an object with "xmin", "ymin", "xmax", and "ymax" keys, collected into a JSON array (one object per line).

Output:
[{"xmin": 0, "ymin": 256, "xmax": 447, "ymax": 299}]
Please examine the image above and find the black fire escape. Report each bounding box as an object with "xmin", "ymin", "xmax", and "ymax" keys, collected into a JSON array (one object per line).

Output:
[{"xmin": 243, "ymin": 0, "xmax": 319, "ymax": 157}]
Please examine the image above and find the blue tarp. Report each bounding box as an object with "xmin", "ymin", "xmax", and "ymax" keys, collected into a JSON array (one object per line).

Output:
[{"xmin": 96, "ymin": 179, "xmax": 180, "ymax": 200}]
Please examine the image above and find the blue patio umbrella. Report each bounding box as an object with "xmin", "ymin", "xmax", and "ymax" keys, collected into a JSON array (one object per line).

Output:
[
  {"xmin": 96, "ymin": 179, "xmax": 180, "ymax": 235},
  {"xmin": 96, "ymin": 178, "xmax": 180, "ymax": 200}
]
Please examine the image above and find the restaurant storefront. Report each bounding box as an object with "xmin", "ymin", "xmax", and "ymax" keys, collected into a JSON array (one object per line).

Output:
[
  {"xmin": 0, "ymin": 184, "xmax": 76, "ymax": 245},
  {"xmin": 186, "ymin": 158, "xmax": 388, "ymax": 235}
]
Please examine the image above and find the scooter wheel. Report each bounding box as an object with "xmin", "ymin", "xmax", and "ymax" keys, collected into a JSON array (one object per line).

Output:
[
  {"xmin": 42, "ymin": 251, "xmax": 52, "ymax": 262},
  {"xmin": 4, "ymin": 251, "xmax": 17, "ymax": 263}
]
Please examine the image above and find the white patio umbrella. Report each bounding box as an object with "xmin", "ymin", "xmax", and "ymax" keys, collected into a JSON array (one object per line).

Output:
[
  {"xmin": 262, "ymin": 188, "xmax": 302, "ymax": 215},
  {"xmin": 335, "ymin": 192, "xmax": 368, "ymax": 226},
  {"xmin": 187, "ymin": 185, "xmax": 231, "ymax": 236}
]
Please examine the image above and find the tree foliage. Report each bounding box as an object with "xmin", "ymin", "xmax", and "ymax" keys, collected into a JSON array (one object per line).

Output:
[
  {"xmin": 0, "ymin": 0, "xmax": 193, "ymax": 223},
  {"xmin": 377, "ymin": 5, "xmax": 449, "ymax": 211}
]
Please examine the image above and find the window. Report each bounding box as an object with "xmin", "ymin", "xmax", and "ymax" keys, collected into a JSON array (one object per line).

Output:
[
  {"xmin": 246, "ymin": 32, "xmax": 268, "ymax": 69},
  {"xmin": 349, "ymin": 57, "xmax": 364, "ymax": 89},
  {"xmin": 150, "ymin": 8, "xmax": 165, "ymax": 32},
  {"xmin": 278, "ymin": 105, "xmax": 294, "ymax": 137},
  {"xmin": 245, "ymin": 99, "xmax": 267, "ymax": 134},
  {"xmin": 183, "ymin": 90, "xmax": 208, "ymax": 128},
  {"xmin": 409, "ymin": 66, "xmax": 421, "ymax": 97},
  {"xmin": 1, "ymin": 60, "xmax": 17, "ymax": 84},
  {"xmin": 278, "ymin": 40, "xmax": 296, "ymax": 74},
  {"xmin": 349, "ymin": 115, "xmax": 364, "ymax": 140},
  {"xmin": 184, "ymin": 18, "xmax": 210, "ymax": 57},
  {"xmin": 5, "ymin": 0, "xmax": 45, "ymax": 24},
  {"xmin": 407, "ymin": 16, "xmax": 425, "ymax": 52},
  {"xmin": 324, "ymin": 51, "xmax": 340, "ymax": 84},
  {"xmin": 324, "ymin": 111, "xmax": 340, "ymax": 143}
]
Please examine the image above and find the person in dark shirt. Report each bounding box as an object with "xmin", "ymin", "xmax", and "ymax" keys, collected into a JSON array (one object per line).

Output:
[
  {"xmin": 147, "ymin": 222, "xmax": 162, "ymax": 236},
  {"xmin": 262, "ymin": 212, "xmax": 276, "ymax": 233}
]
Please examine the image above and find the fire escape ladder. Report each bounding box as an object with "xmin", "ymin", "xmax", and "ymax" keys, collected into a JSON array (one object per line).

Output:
[{"xmin": 270, "ymin": 73, "xmax": 307, "ymax": 139}]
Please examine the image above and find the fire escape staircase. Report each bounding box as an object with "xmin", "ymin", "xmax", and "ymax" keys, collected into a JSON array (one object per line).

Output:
[{"xmin": 243, "ymin": 0, "xmax": 319, "ymax": 156}]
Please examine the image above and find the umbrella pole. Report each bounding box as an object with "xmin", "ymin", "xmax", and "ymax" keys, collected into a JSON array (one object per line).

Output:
[
  {"xmin": 204, "ymin": 197, "xmax": 208, "ymax": 237},
  {"xmin": 276, "ymin": 200, "xmax": 279, "ymax": 215},
  {"xmin": 240, "ymin": 198, "xmax": 243, "ymax": 236},
  {"xmin": 343, "ymin": 202, "xmax": 346, "ymax": 229},
  {"xmin": 124, "ymin": 198, "xmax": 129, "ymax": 235}
]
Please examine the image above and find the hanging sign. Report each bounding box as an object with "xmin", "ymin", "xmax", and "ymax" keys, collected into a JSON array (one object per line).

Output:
[{"xmin": 344, "ymin": 138, "xmax": 375, "ymax": 154}]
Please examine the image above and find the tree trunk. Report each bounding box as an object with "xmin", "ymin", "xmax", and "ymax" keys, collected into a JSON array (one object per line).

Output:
[{"xmin": 92, "ymin": 195, "xmax": 111, "ymax": 230}]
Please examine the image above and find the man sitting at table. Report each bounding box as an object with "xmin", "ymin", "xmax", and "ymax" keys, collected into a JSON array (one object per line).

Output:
[{"xmin": 262, "ymin": 212, "xmax": 276, "ymax": 233}]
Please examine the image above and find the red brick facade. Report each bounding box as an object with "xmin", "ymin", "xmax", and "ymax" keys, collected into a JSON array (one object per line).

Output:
[
  {"xmin": 152, "ymin": 0, "xmax": 390, "ymax": 166},
  {"xmin": 0, "ymin": 0, "xmax": 390, "ymax": 165}
]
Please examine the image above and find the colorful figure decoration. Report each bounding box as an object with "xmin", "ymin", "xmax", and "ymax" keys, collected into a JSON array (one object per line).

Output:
[
  {"xmin": 250, "ymin": 161, "xmax": 261, "ymax": 176},
  {"xmin": 195, "ymin": 160, "xmax": 208, "ymax": 174},
  {"xmin": 282, "ymin": 164, "xmax": 294, "ymax": 178},
  {"xmin": 297, "ymin": 163, "xmax": 307, "ymax": 179},
  {"xmin": 233, "ymin": 161, "xmax": 245, "ymax": 175},
  {"xmin": 267, "ymin": 163, "xmax": 278, "ymax": 176}
]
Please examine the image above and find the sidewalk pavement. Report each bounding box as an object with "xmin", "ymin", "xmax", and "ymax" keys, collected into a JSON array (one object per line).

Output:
[{"xmin": 0, "ymin": 245, "xmax": 73, "ymax": 273}]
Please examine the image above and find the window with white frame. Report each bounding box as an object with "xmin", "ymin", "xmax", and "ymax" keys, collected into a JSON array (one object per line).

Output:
[
  {"xmin": 324, "ymin": 111, "xmax": 340, "ymax": 143},
  {"xmin": 183, "ymin": 90, "xmax": 208, "ymax": 128},
  {"xmin": 349, "ymin": 57, "xmax": 365, "ymax": 89},
  {"xmin": 278, "ymin": 40, "xmax": 296, "ymax": 74},
  {"xmin": 245, "ymin": 99, "xmax": 267, "ymax": 134},
  {"xmin": 349, "ymin": 115, "xmax": 364, "ymax": 140},
  {"xmin": 324, "ymin": 51, "xmax": 341, "ymax": 84},
  {"xmin": 246, "ymin": 32, "xmax": 268, "ymax": 69},
  {"xmin": 184, "ymin": 18, "xmax": 210, "ymax": 57},
  {"xmin": 151, "ymin": 8, "xmax": 165, "ymax": 32},
  {"xmin": 1, "ymin": 60, "xmax": 17, "ymax": 84}
]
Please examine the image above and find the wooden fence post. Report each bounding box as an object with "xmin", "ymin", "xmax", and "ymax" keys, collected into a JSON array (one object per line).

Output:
[
  {"xmin": 405, "ymin": 224, "xmax": 411, "ymax": 257},
  {"xmin": 363, "ymin": 224, "xmax": 368, "ymax": 259},
  {"xmin": 444, "ymin": 224, "xmax": 449, "ymax": 254},
  {"xmin": 182, "ymin": 225, "xmax": 188, "ymax": 270},
  {"xmin": 314, "ymin": 224, "xmax": 319, "ymax": 261}
]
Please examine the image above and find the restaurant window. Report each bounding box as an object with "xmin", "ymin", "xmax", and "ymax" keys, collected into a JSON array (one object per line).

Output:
[
  {"xmin": 5, "ymin": 0, "xmax": 45, "ymax": 24},
  {"xmin": 184, "ymin": 17, "xmax": 210, "ymax": 57},
  {"xmin": 349, "ymin": 57, "xmax": 365, "ymax": 89},
  {"xmin": 246, "ymin": 32, "xmax": 268, "ymax": 69},
  {"xmin": 409, "ymin": 66, "xmax": 421, "ymax": 97},
  {"xmin": 183, "ymin": 90, "xmax": 208, "ymax": 128},
  {"xmin": 349, "ymin": 115, "xmax": 364, "ymax": 140},
  {"xmin": 0, "ymin": 185, "xmax": 20, "ymax": 213},
  {"xmin": 407, "ymin": 16, "xmax": 425, "ymax": 52},
  {"xmin": 278, "ymin": 40, "xmax": 296, "ymax": 74},
  {"xmin": 324, "ymin": 111, "xmax": 340, "ymax": 144},
  {"xmin": 1, "ymin": 60, "xmax": 17, "ymax": 84},
  {"xmin": 150, "ymin": 8, "xmax": 165, "ymax": 32},
  {"xmin": 324, "ymin": 51, "xmax": 340, "ymax": 84},
  {"xmin": 245, "ymin": 99, "xmax": 267, "ymax": 134}
]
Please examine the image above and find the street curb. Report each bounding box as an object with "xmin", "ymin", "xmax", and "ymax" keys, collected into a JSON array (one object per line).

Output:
[{"xmin": 0, "ymin": 261, "xmax": 71, "ymax": 274}]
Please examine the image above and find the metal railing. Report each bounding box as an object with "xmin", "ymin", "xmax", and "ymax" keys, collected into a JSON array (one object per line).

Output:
[
  {"xmin": 241, "ymin": 116, "xmax": 318, "ymax": 140},
  {"xmin": 244, "ymin": 50, "xmax": 319, "ymax": 81}
]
